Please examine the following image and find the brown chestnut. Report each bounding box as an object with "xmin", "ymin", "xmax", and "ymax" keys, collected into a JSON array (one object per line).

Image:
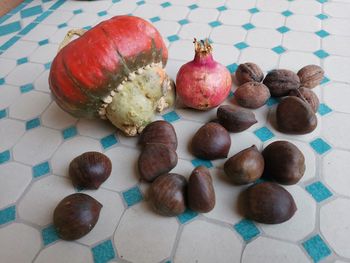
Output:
[
  {"xmin": 138, "ymin": 143, "xmax": 178, "ymax": 182},
  {"xmin": 224, "ymin": 145, "xmax": 264, "ymax": 185},
  {"xmin": 276, "ymin": 96, "xmax": 317, "ymax": 134},
  {"xmin": 191, "ymin": 122, "xmax": 231, "ymax": 160},
  {"xmin": 187, "ymin": 166, "xmax": 215, "ymax": 213},
  {"xmin": 289, "ymin": 87, "xmax": 320, "ymax": 113},
  {"xmin": 149, "ymin": 173, "xmax": 187, "ymax": 216},
  {"xmin": 69, "ymin": 152, "xmax": 112, "ymax": 189},
  {"xmin": 244, "ymin": 182, "xmax": 297, "ymax": 224},
  {"xmin": 53, "ymin": 193, "xmax": 102, "ymax": 240},
  {"xmin": 217, "ymin": 105, "xmax": 257, "ymax": 132},
  {"xmin": 262, "ymin": 141, "xmax": 305, "ymax": 185},
  {"xmin": 139, "ymin": 120, "xmax": 178, "ymax": 151}
]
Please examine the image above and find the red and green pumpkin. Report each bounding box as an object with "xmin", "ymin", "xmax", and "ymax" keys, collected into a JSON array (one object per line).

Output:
[{"xmin": 49, "ymin": 15, "xmax": 175, "ymax": 136}]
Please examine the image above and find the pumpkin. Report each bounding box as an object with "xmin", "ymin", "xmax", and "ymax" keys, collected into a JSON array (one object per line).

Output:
[{"xmin": 49, "ymin": 16, "xmax": 175, "ymax": 136}]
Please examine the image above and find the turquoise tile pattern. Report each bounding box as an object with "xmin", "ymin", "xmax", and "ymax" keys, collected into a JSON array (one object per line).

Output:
[{"xmin": 0, "ymin": 0, "xmax": 349, "ymax": 262}]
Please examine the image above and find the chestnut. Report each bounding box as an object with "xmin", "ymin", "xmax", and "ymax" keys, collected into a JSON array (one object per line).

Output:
[
  {"xmin": 53, "ymin": 193, "xmax": 102, "ymax": 240},
  {"xmin": 69, "ymin": 152, "xmax": 112, "ymax": 189},
  {"xmin": 217, "ymin": 105, "xmax": 257, "ymax": 132}
]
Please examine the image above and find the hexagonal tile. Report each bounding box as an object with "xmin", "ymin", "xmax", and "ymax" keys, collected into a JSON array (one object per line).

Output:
[
  {"xmin": 22, "ymin": 24, "xmax": 58, "ymax": 42},
  {"xmin": 324, "ymin": 18, "xmax": 350, "ymax": 36},
  {"xmin": 76, "ymin": 118, "xmax": 115, "ymax": 139},
  {"xmin": 210, "ymin": 25, "xmax": 246, "ymax": 45},
  {"xmin": 286, "ymin": 14, "xmax": 321, "ymax": 32},
  {"xmin": 205, "ymin": 168, "xmax": 246, "ymax": 224},
  {"xmin": 256, "ymin": 0, "xmax": 289, "ymax": 12},
  {"xmin": 1, "ymin": 40, "xmax": 38, "ymax": 60},
  {"xmin": 6, "ymin": 62, "xmax": 44, "ymax": 86},
  {"xmin": 29, "ymin": 43, "xmax": 58, "ymax": 64},
  {"xmin": 102, "ymin": 146, "xmax": 139, "ymax": 192},
  {"xmin": 35, "ymin": 242, "xmax": 93, "ymax": 263},
  {"xmin": 0, "ymin": 58, "xmax": 16, "ymax": 78},
  {"xmin": 242, "ymin": 237, "xmax": 310, "ymax": 263},
  {"xmin": 178, "ymin": 23, "xmax": 212, "ymax": 40},
  {"xmin": 324, "ymin": 56, "xmax": 350, "ymax": 83},
  {"xmin": 323, "ymin": 149, "xmax": 350, "ymax": 197},
  {"xmin": 108, "ymin": 1, "xmax": 137, "ymax": 15},
  {"xmin": 324, "ymin": 2, "xmax": 350, "ymax": 18},
  {"xmin": 0, "ymin": 162, "xmax": 31, "ymax": 209},
  {"xmin": 225, "ymin": 0, "xmax": 255, "ymax": 10},
  {"xmin": 154, "ymin": 21, "xmax": 180, "ymax": 39},
  {"xmin": 210, "ymin": 43, "xmax": 240, "ymax": 66},
  {"xmin": 133, "ymin": 3, "xmax": 163, "ymax": 18},
  {"xmin": 41, "ymin": 10, "xmax": 74, "ymax": 26},
  {"xmin": 251, "ymin": 12, "xmax": 285, "ymax": 28},
  {"xmin": 34, "ymin": 69, "xmax": 50, "ymax": 93},
  {"xmin": 18, "ymin": 175, "xmax": 74, "ymax": 226},
  {"xmin": 323, "ymin": 35, "xmax": 350, "ymax": 57},
  {"xmin": 0, "ymin": 223, "xmax": 41, "ymax": 263},
  {"xmin": 289, "ymin": 1, "xmax": 321, "ymax": 15},
  {"xmin": 13, "ymin": 127, "xmax": 62, "ymax": 165},
  {"xmin": 323, "ymin": 113, "xmax": 350, "ymax": 149},
  {"xmin": 279, "ymin": 51, "xmax": 321, "ymax": 71},
  {"xmin": 0, "ymin": 119, "xmax": 25, "ymax": 151},
  {"xmin": 51, "ymin": 136, "xmax": 101, "ymax": 176},
  {"xmin": 239, "ymin": 47, "xmax": 279, "ymax": 71},
  {"xmin": 68, "ymin": 13, "xmax": 98, "ymax": 28},
  {"xmin": 219, "ymin": 9, "xmax": 250, "ymax": 26},
  {"xmin": 246, "ymin": 28, "xmax": 282, "ymax": 48},
  {"xmin": 174, "ymin": 220, "xmax": 242, "ymax": 262},
  {"xmin": 189, "ymin": 7, "xmax": 219, "ymax": 23},
  {"xmin": 42, "ymin": 102, "xmax": 77, "ymax": 130},
  {"xmin": 168, "ymin": 39, "xmax": 196, "ymax": 61},
  {"xmin": 78, "ymin": 188, "xmax": 124, "ymax": 246},
  {"xmin": 283, "ymin": 31, "xmax": 320, "ymax": 52},
  {"xmin": 160, "ymin": 5, "xmax": 189, "ymax": 20},
  {"xmin": 260, "ymin": 185, "xmax": 316, "ymax": 242},
  {"xmin": 114, "ymin": 202, "xmax": 178, "ymax": 263}
]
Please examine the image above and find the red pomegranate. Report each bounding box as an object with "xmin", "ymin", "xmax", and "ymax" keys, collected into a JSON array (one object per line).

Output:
[{"xmin": 49, "ymin": 16, "xmax": 175, "ymax": 136}]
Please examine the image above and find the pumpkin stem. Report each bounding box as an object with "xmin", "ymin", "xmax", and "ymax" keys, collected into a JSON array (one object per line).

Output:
[{"xmin": 58, "ymin": 29, "xmax": 87, "ymax": 51}]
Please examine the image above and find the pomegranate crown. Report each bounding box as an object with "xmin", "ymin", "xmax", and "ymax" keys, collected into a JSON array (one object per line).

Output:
[{"xmin": 193, "ymin": 38, "xmax": 213, "ymax": 55}]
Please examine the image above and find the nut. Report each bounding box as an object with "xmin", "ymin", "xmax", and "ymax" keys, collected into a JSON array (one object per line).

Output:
[
  {"xmin": 235, "ymin": 82, "xmax": 270, "ymax": 109},
  {"xmin": 235, "ymin": 63, "xmax": 264, "ymax": 85},
  {"xmin": 289, "ymin": 87, "xmax": 320, "ymax": 113},
  {"xmin": 263, "ymin": 69, "xmax": 300, "ymax": 97},
  {"xmin": 297, "ymin": 65, "xmax": 324, "ymax": 89},
  {"xmin": 217, "ymin": 105, "xmax": 257, "ymax": 132}
]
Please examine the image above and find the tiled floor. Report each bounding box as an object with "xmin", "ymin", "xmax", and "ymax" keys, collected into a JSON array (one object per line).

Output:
[{"xmin": 0, "ymin": 0, "xmax": 350, "ymax": 262}]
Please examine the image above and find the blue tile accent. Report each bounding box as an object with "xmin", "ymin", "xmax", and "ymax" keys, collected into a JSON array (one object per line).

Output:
[
  {"xmin": 0, "ymin": 14, "xmax": 12, "ymax": 25},
  {"xmin": 272, "ymin": 45, "xmax": 286, "ymax": 54},
  {"xmin": 73, "ymin": 9, "xmax": 83, "ymax": 15},
  {"xmin": 227, "ymin": 63, "xmax": 238, "ymax": 73},
  {"xmin": 44, "ymin": 62, "xmax": 52, "ymax": 70},
  {"xmin": 310, "ymin": 138, "xmax": 331, "ymax": 155},
  {"xmin": 209, "ymin": 21, "xmax": 222, "ymax": 27},
  {"xmin": 302, "ymin": 234, "xmax": 331, "ymax": 262},
  {"xmin": 320, "ymin": 76, "xmax": 330, "ymax": 85},
  {"xmin": 0, "ymin": 21, "xmax": 21, "ymax": 37},
  {"xmin": 83, "ymin": 26, "xmax": 92, "ymax": 30},
  {"xmin": 188, "ymin": 4, "xmax": 198, "ymax": 10},
  {"xmin": 234, "ymin": 219, "xmax": 260, "ymax": 242},
  {"xmin": 314, "ymin": 49, "xmax": 329, "ymax": 59},
  {"xmin": 217, "ymin": 6, "xmax": 227, "ymax": 11},
  {"xmin": 177, "ymin": 208, "xmax": 198, "ymax": 224},
  {"xmin": 178, "ymin": 19, "xmax": 189, "ymax": 25},
  {"xmin": 242, "ymin": 23, "xmax": 255, "ymax": 30},
  {"xmin": 38, "ymin": 39, "xmax": 49, "ymax": 45},
  {"xmin": 254, "ymin": 127, "xmax": 274, "ymax": 142},
  {"xmin": 58, "ymin": 22, "xmax": 68, "ymax": 29},
  {"xmin": 122, "ymin": 186, "xmax": 143, "ymax": 207},
  {"xmin": 98, "ymin": 11, "xmax": 108, "ymax": 16},
  {"xmin": 0, "ymin": 150, "xmax": 11, "ymax": 164},
  {"xmin": 315, "ymin": 30, "xmax": 330, "ymax": 38},
  {"xmin": 167, "ymin": 35, "xmax": 179, "ymax": 42},
  {"xmin": 20, "ymin": 83, "xmax": 34, "ymax": 93},
  {"xmin": 162, "ymin": 111, "xmax": 180, "ymax": 122},
  {"xmin": 249, "ymin": 7, "xmax": 259, "ymax": 14},
  {"xmin": 0, "ymin": 206, "xmax": 16, "ymax": 225},
  {"xmin": 316, "ymin": 13, "xmax": 328, "ymax": 20},
  {"xmin": 100, "ymin": 134, "xmax": 118, "ymax": 149},
  {"xmin": 318, "ymin": 103, "xmax": 332, "ymax": 116},
  {"xmin": 112, "ymin": 0, "xmax": 120, "ymax": 3},
  {"xmin": 32, "ymin": 161, "xmax": 50, "ymax": 178},
  {"xmin": 150, "ymin": 16, "xmax": 160, "ymax": 23},
  {"xmin": 191, "ymin": 159, "xmax": 213, "ymax": 168},
  {"xmin": 26, "ymin": 117, "xmax": 41, "ymax": 130},
  {"xmin": 281, "ymin": 10, "xmax": 293, "ymax": 17},
  {"xmin": 42, "ymin": 225, "xmax": 59, "ymax": 245},
  {"xmin": 161, "ymin": 2, "xmax": 171, "ymax": 8},
  {"xmin": 92, "ymin": 240, "xmax": 116, "ymax": 263},
  {"xmin": 62, "ymin": 126, "xmax": 78, "ymax": 139},
  {"xmin": 228, "ymin": 90, "xmax": 234, "ymax": 98},
  {"xmin": 20, "ymin": 5, "xmax": 43, "ymax": 19},
  {"xmin": 49, "ymin": 0, "xmax": 66, "ymax": 11},
  {"xmin": 137, "ymin": 0, "xmax": 145, "ymax": 5},
  {"xmin": 234, "ymin": 42, "xmax": 249, "ymax": 50},
  {"xmin": 0, "ymin": 78, "xmax": 4, "ymax": 85},
  {"xmin": 0, "ymin": 109, "xmax": 7, "ymax": 119},
  {"xmin": 316, "ymin": 0, "xmax": 328, "ymax": 3},
  {"xmin": 276, "ymin": 26, "xmax": 290, "ymax": 33},
  {"xmin": 0, "ymin": 36, "xmax": 21, "ymax": 51},
  {"xmin": 9, "ymin": 2, "xmax": 29, "ymax": 15},
  {"xmin": 18, "ymin": 22, "xmax": 37, "ymax": 35},
  {"xmin": 34, "ymin": 10, "xmax": 52, "ymax": 23},
  {"xmin": 305, "ymin": 181, "xmax": 333, "ymax": 202},
  {"xmin": 17, "ymin": 57, "xmax": 28, "ymax": 65},
  {"xmin": 266, "ymin": 97, "xmax": 279, "ymax": 106}
]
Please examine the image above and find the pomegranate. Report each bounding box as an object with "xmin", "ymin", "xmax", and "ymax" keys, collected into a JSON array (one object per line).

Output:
[{"xmin": 176, "ymin": 39, "xmax": 232, "ymax": 110}]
